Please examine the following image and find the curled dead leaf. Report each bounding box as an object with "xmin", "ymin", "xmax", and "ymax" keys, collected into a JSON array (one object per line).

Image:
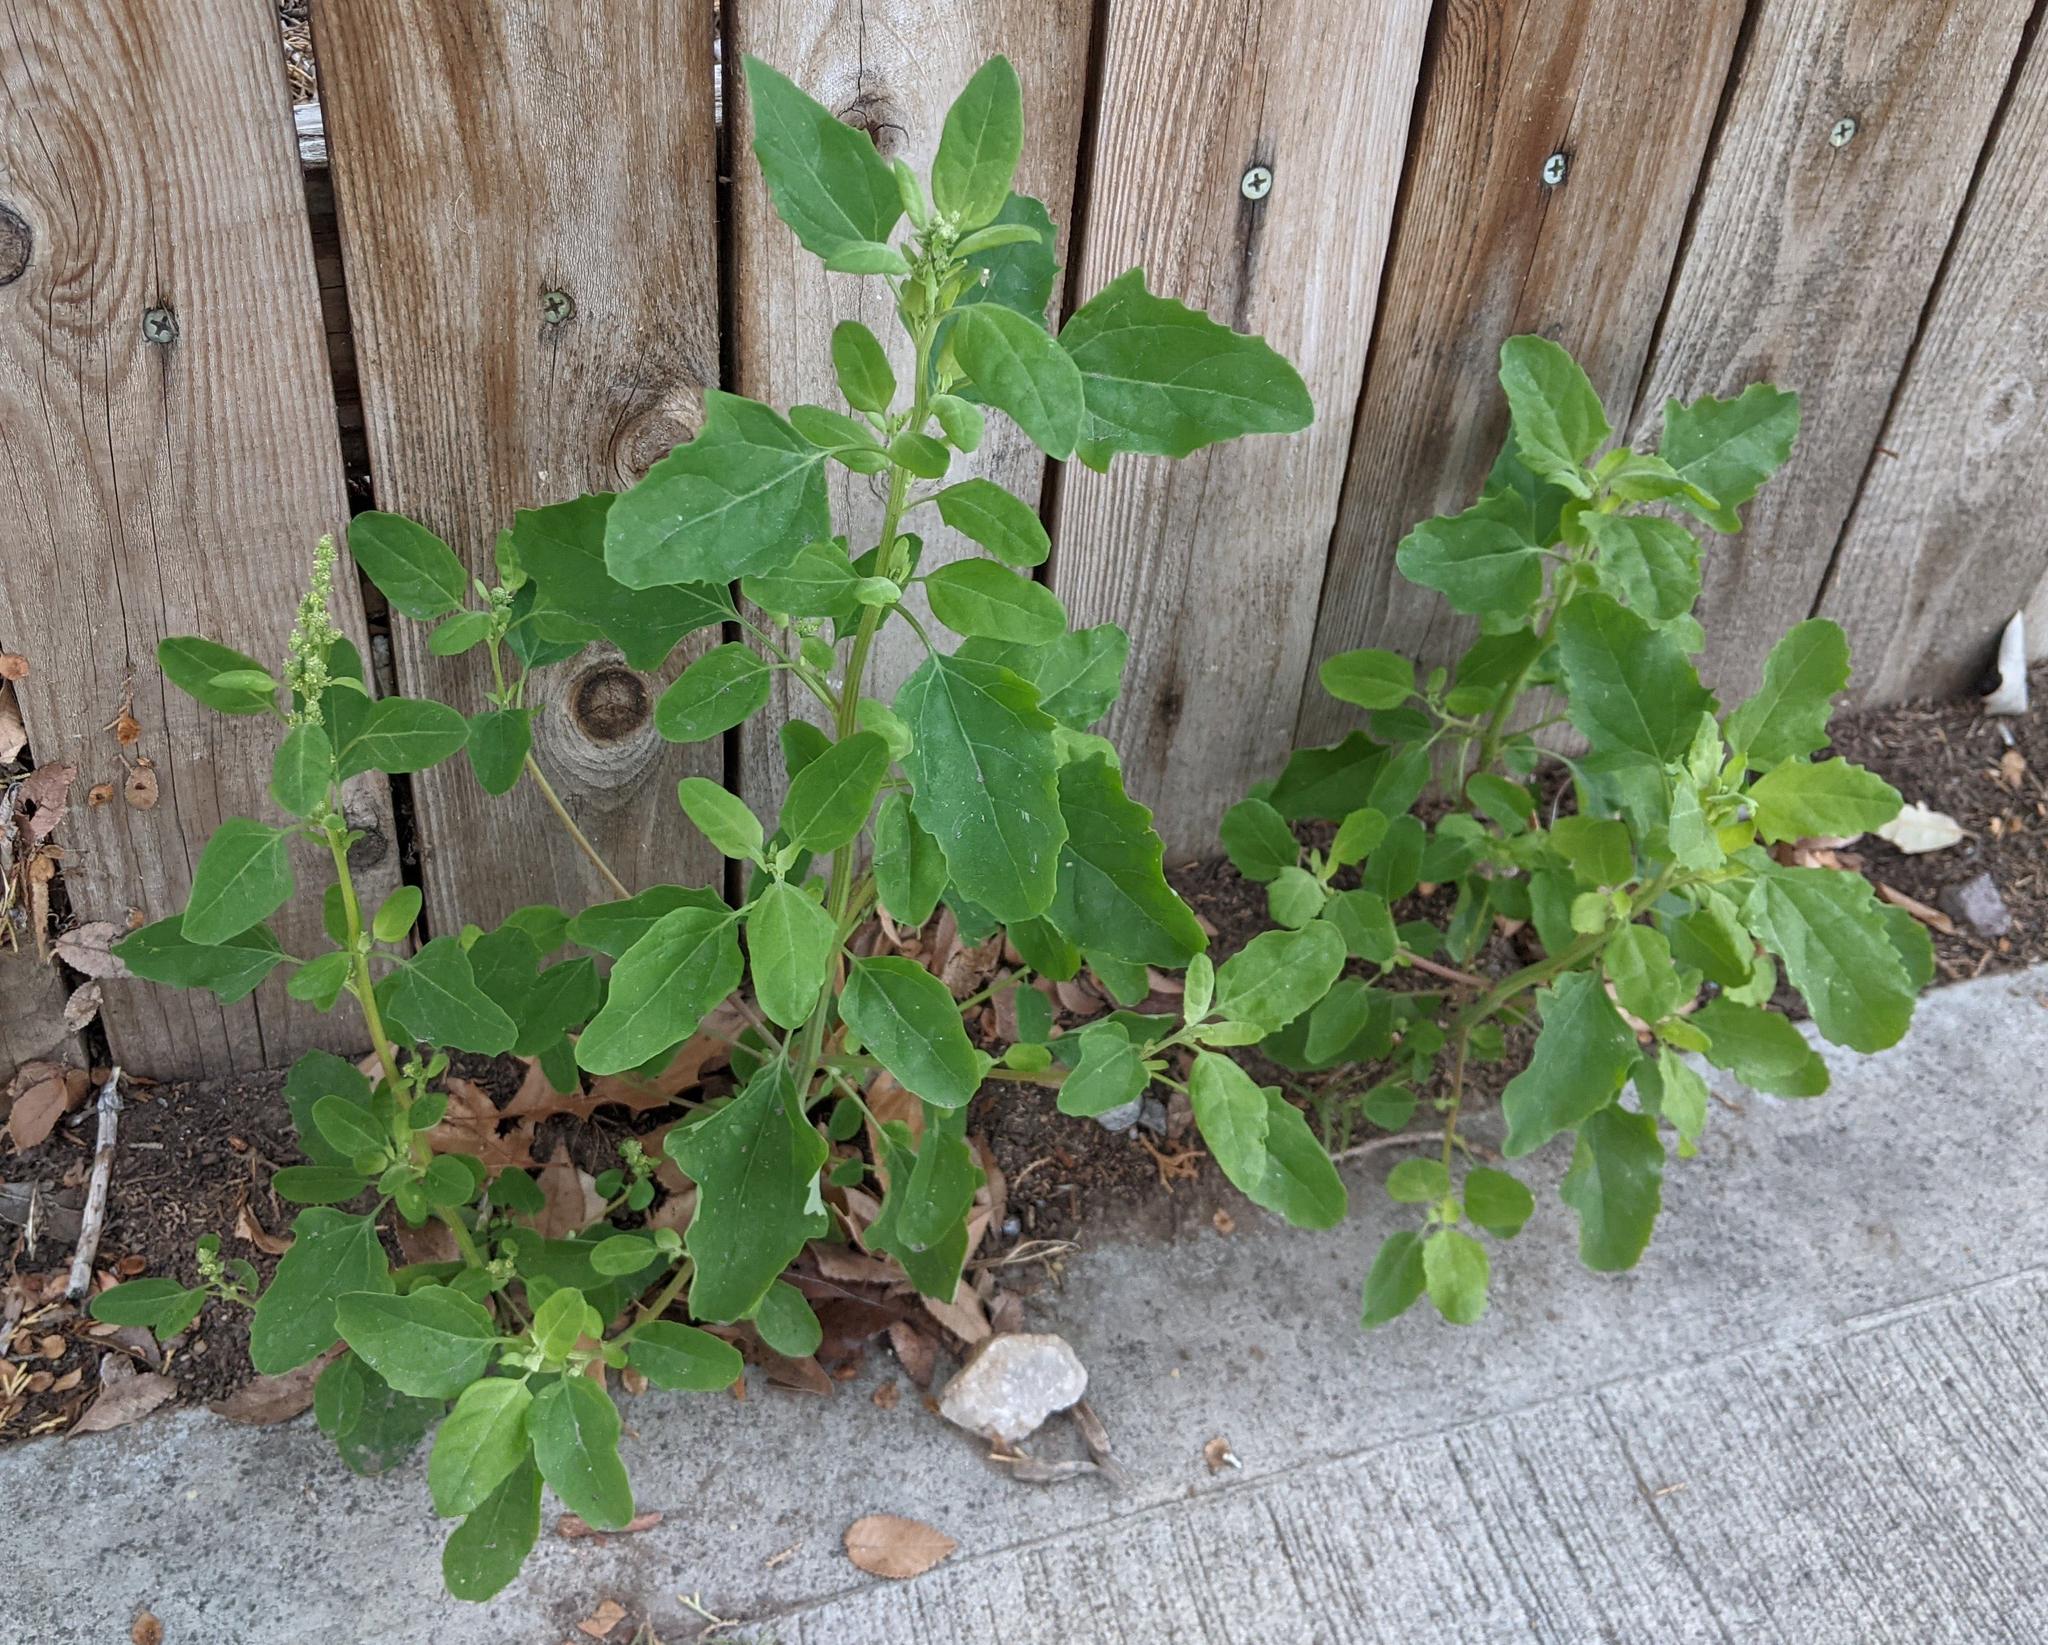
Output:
[
  {"xmin": 234, "ymin": 1202, "xmax": 292, "ymax": 1256},
  {"xmin": 887, "ymin": 1320, "xmax": 938, "ymax": 1389},
  {"xmin": 0, "ymin": 651, "xmax": 26, "ymax": 681},
  {"xmin": 5, "ymin": 1062, "xmax": 90, "ymax": 1150},
  {"xmin": 130, "ymin": 1612, "xmax": 163, "ymax": 1645},
  {"xmin": 20, "ymin": 762, "xmax": 77, "ymax": 843},
  {"xmin": 575, "ymin": 1598, "xmax": 628, "ymax": 1639},
  {"xmin": 86, "ymin": 782, "xmax": 114, "ymax": 808},
  {"xmin": 556, "ymin": 1509, "xmax": 663, "ymax": 1540},
  {"xmin": 110, "ymin": 708, "xmax": 142, "ymax": 747},
  {"xmin": 0, "ymin": 685, "xmax": 25, "ymax": 764},
  {"xmin": 1204, "ymin": 1434, "xmax": 1241, "ymax": 1472},
  {"xmin": 70, "ymin": 1369, "xmax": 175, "ymax": 1434},
  {"xmin": 52, "ymin": 921, "xmax": 131, "ymax": 980},
  {"xmin": 62, "ymin": 980, "xmax": 102, "ymax": 1032},
  {"xmin": 209, "ymin": 1355, "xmax": 331, "ymax": 1424},
  {"xmin": 843, "ymin": 1513, "xmax": 957, "ymax": 1580},
  {"xmin": 533, "ymin": 1140, "xmax": 604, "ymax": 1239}
]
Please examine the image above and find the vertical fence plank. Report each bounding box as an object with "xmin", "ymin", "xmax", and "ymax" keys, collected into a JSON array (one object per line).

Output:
[
  {"xmin": 1631, "ymin": 0, "xmax": 2032, "ymax": 701},
  {"xmin": 0, "ymin": 0, "xmax": 395, "ymax": 1077},
  {"xmin": 1300, "ymin": 0, "xmax": 1746, "ymax": 746},
  {"xmin": 1048, "ymin": 0, "xmax": 1431, "ymax": 853},
  {"xmin": 727, "ymin": 2, "xmax": 1096, "ymax": 816},
  {"xmin": 1816, "ymin": 15, "xmax": 2048, "ymax": 700},
  {"xmin": 315, "ymin": 0, "xmax": 723, "ymax": 924}
]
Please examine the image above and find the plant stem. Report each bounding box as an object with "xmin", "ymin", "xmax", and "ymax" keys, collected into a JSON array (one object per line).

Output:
[
  {"xmin": 436, "ymin": 1206, "xmax": 488, "ymax": 1271},
  {"xmin": 622, "ymin": 1257, "xmax": 696, "ymax": 1336},
  {"xmin": 524, "ymin": 754, "xmax": 631, "ymax": 900},
  {"xmin": 327, "ymin": 826, "xmax": 407, "ymax": 1098}
]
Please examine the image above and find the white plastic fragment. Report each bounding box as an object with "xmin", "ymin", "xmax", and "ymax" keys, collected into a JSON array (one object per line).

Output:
[
  {"xmin": 1983, "ymin": 610, "xmax": 2029, "ymax": 716},
  {"xmin": 1876, "ymin": 802, "xmax": 1967, "ymax": 855}
]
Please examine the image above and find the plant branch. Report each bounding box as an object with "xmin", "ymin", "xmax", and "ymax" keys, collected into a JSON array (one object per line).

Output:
[{"xmin": 524, "ymin": 755, "xmax": 631, "ymax": 901}]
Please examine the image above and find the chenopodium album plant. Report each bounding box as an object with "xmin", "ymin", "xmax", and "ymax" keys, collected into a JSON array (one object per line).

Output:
[
  {"xmin": 92, "ymin": 57, "xmax": 1314, "ymax": 1598},
  {"xmin": 1215, "ymin": 334, "xmax": 1927, "ymax": 1329}
]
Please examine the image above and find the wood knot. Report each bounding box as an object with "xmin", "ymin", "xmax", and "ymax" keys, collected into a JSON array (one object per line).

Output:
[
  {"xmin": 837, "ymin": 91, "xmax": 908, "ymax": 159},
  {"xmin": 571, "ymin": 666, "xmax": 651, "ymax": 742},
  {"xmin": 609, "ymin": 394, "xmax": 702, "ymax": 486},
  {"xmin": 342, "ymin": 814, "xmax": 390, "ymax": 873},
  {"xmin": 0, "ymin": 203, "xmax": 31, "ymax": 287}
]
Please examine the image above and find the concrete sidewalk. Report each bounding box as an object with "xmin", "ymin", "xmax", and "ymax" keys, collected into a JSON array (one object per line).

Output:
[{"xmin": 4, "ymin": 966, "xmax": 2044, "ymax": 1644}]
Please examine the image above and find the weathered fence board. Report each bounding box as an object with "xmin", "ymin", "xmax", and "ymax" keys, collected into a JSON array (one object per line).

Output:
[
  {"xmin": 0, "ymin": 0, "xmax": 397, "ymax": 1077},
  {"xmin": 1050, "ymin": 0, "xmax": 1432, "ymax": 853},
  {"xmin": 1818, "ymin": 17, "xmax": 2048, "ymax": 700},
  {"xmin": 727, "ymin": 0, "xmax": 1097, "ymax": 816},
  {"xmin": 1299, "ymin": 0, "xmax": 1746, "ymax": 746},
  {"xmin": 314, "ymin": 0, "xmax": 724, "ymax": 923},
  {"xmin": 1630, "ymin": 0, "xmax": 2031, "ymax": 701}
]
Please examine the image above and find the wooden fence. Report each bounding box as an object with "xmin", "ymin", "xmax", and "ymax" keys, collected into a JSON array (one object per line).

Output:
[{"xmin": 3, "ymin": 0, "xmax": 2044, "ymax": 1078}]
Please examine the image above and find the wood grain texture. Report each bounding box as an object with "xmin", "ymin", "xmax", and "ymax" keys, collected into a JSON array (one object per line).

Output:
[
  {"xmin": 314, "ymin": 0, "xmax": 724, "ymax": 922},
  {"xmin": 727, "ymin": 0, "xmax": 1096, "ymax": 815},
  {"xmin": 1818, "ymin": 16, "xmax": 2048, "ymax": 701},
  {"xmin": 0, "ymin": 0, "xmax": 396, "ymax": 1077},
  {"xmin": 1049, "ymin": 0, "xmax": 1432, "ymax": 853},
  {"xmin": 0, "ymin": 953, "xmax": 77, "ymax": 1078},
  {"xmin": 1299, "ymin": 0, "xmax": 1746, "ymax": 746},
  {"xmin": 1631, "ymin": 0, "xmax": 2032, "ymax": 703}
]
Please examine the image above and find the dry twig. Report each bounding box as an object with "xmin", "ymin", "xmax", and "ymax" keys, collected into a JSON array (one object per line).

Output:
[{"xmin": 65, "ymin": 1067, "xmax": 122, "ymax": 1300}]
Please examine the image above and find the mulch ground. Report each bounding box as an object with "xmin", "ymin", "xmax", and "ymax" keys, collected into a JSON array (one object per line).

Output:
[{"xmin": 5, "ymin": 673, "xmax": 2043, "ymax": 1438}]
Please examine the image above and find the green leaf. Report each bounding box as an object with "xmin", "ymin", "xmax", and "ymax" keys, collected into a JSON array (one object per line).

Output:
[
  {"xmin": 250, "ymin": 1208, "xmax": 392, "ymax": 1375},
  {"xmin": 383, "ymin": 937, "xmax": 517, "ymax": 1055},
  {"xmin": 956, "ymin": 192, "xmax": 1060, "ymax": 321},
  {"xmin": 952, "ymin": 303, "xmax": 1084, "ymax": 461},
  {"xmin": 336, "ymin": 697, "xmax": 470, "ymax": 778},
  {"xmin": 627, "ymin": 1320, "xmax": 743, "ymax": 1392},
  {"xmin": 741, "ymin": 539, "xmax": 862, "ymax": 621},
  {"xmin": 744, "ymin": 56, "xmax": 901, "ymax": 259},
  {"xmin": 183, "ymin": 819, "xmax": 295, "ymax": 946},
  {"xmin": 1658, "ymin": 383, "xmax": 1800, "ymax": 532},
  {"xmin": 1395, "ymin": 505, "xmax": 1542, "ymax": 621},
  {"xmin": 1422, "ymin": 1228, "xmax": 1490, "ymax": 1324},
  {"xmin": 1267, "ymin": 867, "xmax": 1325, "ymax": 929},
  {"xmin": 1643, "ymin": 1045, "xmax": 1710, "ymax": 1148},
  {"xmin": 311, "ymin": 1094, "xmax": 386, "ymax": 1161},
  {"xmin": 897, "ymin": 654, "xmax": 1064, "ymax": 923},
  {"xmin": 831, "ymin": 320, "xmax": 896, "ymax": 413},
  {"xmin": 1268, "ymin": 731, "xmax": 1382, "ymax": 822},
  {"xmin": 1604, "ymin": 924, "xmax": 1686, "ymax": 1024},
  {"xmin": 528, "ymin": 1374, "xmax": 633, "ymax": 1531},
  {"xmin": 1693, "ymin": 998, "xmax": 1827, "ymax": 1096},
  {"xmin": 676, "ymin": 776, "xmax": 765, "ymax": 862},
  {"xmin": 1253, "ymin": 1091, "xmax": 1347, "ymax": 1229},
  {"xmin": 588, "ymin": 1235, "xmax": 658, "ymax": 1278},
  {"xmin": 270, "ymin": 722, "xmax": 334, "ymax": 818},
  {"xmin": 1742, "ymin": 867, "xmax": 1915, "ymax": 1052},
  {"xmin": 1554, "ymin": 592, "xmax": 1716, "ymax": 762},
  {"xmin": 666, "ymin": 1060, "xmax": 828, "ymax": 1322},
  {"xmin": 1213, "ymin": 921, "xmax": 1346, "ymax": 1034},
  {"xmin": 1386, "ymin": 1157, "xmax": 1449, "ymax": 1204},
  {"xmin": 1360, "ymin": 1231, "xmax": 1426, "ymax": 1328},
  {"xmin": 1219, "ymin": 798, "xmax": 1297, "ymax": 882},
  {"xmin": 1056, "ymin": 1023, "xmax": 1148, "ymax": 1118},
  {"xmin": 825, "ymin": 240, "xmax": 910, "ymax": 275},
  {"xmin": 348, "ymin": 512, "xmax": 468, "ymax": 620},
  {"xmin": 271, "ymin": 1165, "xmax": 372, "ymax": 1205},
  {"xmin": 930, "ymin": 393, "xmax": 986, "ymax": 452},
  {"xmin": 957, "ymin": 624, "xmax": 1128, "ymax": 729},
  {"xmin": 1548, "ymin": 816, "xmax": 1634, "ymax": 888},
  {"xmin": 158, "ymin": 636, "xmax": 278, "ymax": 716},
  {"xmin": 575, "ymin": 906, "xmax": 742, "ymax": 1075},
  {"xmin": 428, "ymin": 609, "xmax": 493, "ymax": 657},
  {"xmin": 1464, "ymin": 1167, "xmax": 1535, "ymax": 1239},
  {"xmin": 1324, "ymin": 888, "xmax": 1397, "ymax": 964},
  {"xmin": 442, "ymin": 1456, "xmax": 541, "ymax": 1602},
  {"xmin": 1058, "ymin": 269, "xmax": 1312, "ymax": 470},
  {"xmin": 465, "ymin": 708, "xmax": 532, "ymax": 797},
  {"xmin": 369, "ymin": 884, "xmax": 421, "ymax": 944},
  {"xmin": 429, "ymin": 1378, "xmax": 533, "ymax": 1518},
  {"xmin": 1048, "ymin": 756, "xmax": 1204, "ymax": 967},
  {"xmin": 1319, "ymin": 648, "xmax": 1415, "ymax": 710},
  {"xmin": 932, "ymin": 56, "xmax": 1023, "ymax": 229},
  {"xmin": 317, "ymin": 1352, "xmax": 442, "ymax": 1478},
  {"xmin": 514, "ymin": 493, "xmax": 734, "ymax": 670},
  {"xmin": 1584, "ymin": 514, "xmax": 1701, "ymax": 622},
  {"xmin": 873, "ymin": 792, "xmax": 947, "ymax": 927},
  {"xmin": 1500, "ymin": 971, "xmax": 1640, "ymax": 1157},
  {"xmin": 1724, "ymin": 619, "xmax": 1850, "ymax": 769},
  {"xmin": 1559, "ymin": 1106, "xmax": 1665, "ymax": 1270},
  {"xmin": 336, "ymin": 1284, "xmax": 499, "ymax": 1399},
  {"xmin": 89, "ymin": 1278, "xmax": 207, "ymax": 1332},
  {"xmin": 842, "ymin": 957, "xmax": 989, "ymax": 1109},
  {"xmin": 606, "ymin": 392, "xmax": 830, "ymax": 588},
  {"xmin": 888, "ymin": 429, "xmax": 951, "ymax": 479},
  {"xmin": 780, "ymin": 731, "xmax": 891, "ymax": 853},
  {"xmin": 747, "ymin": 880, "xmax": 837, "ymax": 1028},
  {"xmin": 568, "ymin": 884, "xmax": 725, "ymax": 957},
  {"xmin": 864, "ymin": 1116, "xmax": 974, "ymax": 1300},
  {"xmin": 1187, "ymin": 1049, "xmax": 1270, "ymax": 1186},
  {"xmin": 1497, "ymin": 336, "xmax": 1608, "ymax": 496},
  {"xmin": 925, "ymin": 559, "xmax": 1066, "ymax": 644},
  {"xmin": 753, "ymin": 1280, "xmax": 824, "ymax": 1358},
  {"xmin": 529, "ymin": 1286, "xmax": 600, "ymax": 1362},
  {"xmin": 1748, "ymin": 758, "xmax": 1901, "ymax": 844},
  {"xmin": 655, "ymin": 644, "xmax": 772, "ymax": 743}
]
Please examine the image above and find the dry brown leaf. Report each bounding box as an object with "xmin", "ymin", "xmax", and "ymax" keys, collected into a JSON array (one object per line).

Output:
[
  {"xmin": 872, "ymin": 1379, "xmax": 900, "ymax": 1410},
  {"xmin": 6, "ymin": 1064, "xmax": 89, "ymax": 1150},
  {"xmin": 0, "ymin": 651, "xmax": 26, "ymax": 681},
  {"xmin": 921, "ymin": 1286, "xmax": 990, "ymax": 1346},
  {"xmin": 52, "ymin": 922, "xmax": 130, "ymax": 980},
  {"xmin": 19, "ymin": 762, "xmax": 77, "ymax": 842},
  {"xmin": 130, "ymin": 1612, "xmax": 163, "ymax": 1645},
  {"xmin": 576, "ymin": 1598, "xmax": 629, "ymax": 1639},
  {"xmin": 209, "ymin": 1355, "xmax": 332, "ymax": 1424},
  {"xmin": 86, "ymin": 782, "xmax": 114, "ymax": 808},
  {"xmin": 808, "ymin": 1243, "xmax": 904, "ymax": 1287},
  {"xmin": 533, "ymin": 1141, "xmax": 604, "ymax": 1239},
  {"xmin": 62, "ymin": 981, "xmax": 101, "ymax": 1032},
  {"xmin": 556, "ymin": 1509, "xmax": 662, "ymax": 1541},
  {"xmin": 581, "ymin": 1016, "xmax": 737, "ymax": 1111},
  {"xmin": 887, "ymin": 1320, "xmax": 937, "ymax": 1388},
  {"xmin": 750, "ymin": 1335, "xmax": 834, "ymax": 1396},
  {"xmin": 70, "ymin": 1370, "xmax": 175, "ymax": 1434},
  {"xmin": 394, "ymin": 1218, "xmax": 459, "ymax": 1265},
  {"xmin": 50, "ymin": 1365, "xmax": 83, "ymax": 1392},
  {"xmin": 1213, "ymin": 1209, "xmax": 1237, "ymax": 1236},
  {"xmin": 234, "ymin": 1202, "xmax": 293, "ymax": 1257},
  {"xmin": 1999, "ymin": 748, "xmax": 2028, "ymax": 789},
  {"xmin": 110, "ymin": 707, "xmax": 142, "ymax": 747},
  {"xmin": 1877, "ymin": 882, "xmax": 1958, "ymax": 936},
  {"xmin": 843, "ymin": 1513, "xmax": 957, "ymax": 1581},
  {"xmin": 940, "ymin": 932, "xmax": 1003, "ymax": 1000},
  {"xmin": 0, "ymin": 686, "xmax": 26, "ymax": 764},
  {"xmin": 619, "ymin": 1367, "xmax": 648, "ymax": 1396},
  {"xmin": 1203, "ymin": 1435, "xmax": 1240, "ymax": 1473},
  {"xmin": 425, "ymin": 1078, "xmax": 536, "ymax": 1171},
  {"xmin": 124, "ymin": 759, "xmax": 159, "ymax": 811}
]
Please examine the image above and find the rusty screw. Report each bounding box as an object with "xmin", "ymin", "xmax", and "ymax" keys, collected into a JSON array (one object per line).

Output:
[
  {"xmin": 1239, "ymin": 165, "xmax": 1273, "ymax": 202},
  {"xmin": 142, "ymin": 307, "xmax": 179, "ymax": 345},
  {"xmin": 541, "ymin": 289, "xmax": 575, "ymax": 326}
]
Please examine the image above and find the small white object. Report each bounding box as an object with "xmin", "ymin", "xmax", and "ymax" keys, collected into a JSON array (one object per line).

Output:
[
  {"xmin": 939, "ymin": 1332, "xmax": 1087, "ymax": 1444},
  {"xmin": 1983, "ymin": 610, "xmax": 2029, "ymax": 716},
  {"xmin": 1876, "ymin": 802, "xmax": 1967, "ymax": 855}
]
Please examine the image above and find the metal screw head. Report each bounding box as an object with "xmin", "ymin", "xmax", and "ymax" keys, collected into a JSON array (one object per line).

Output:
[
  {"xmin": 1240, "ymin": 165, "xmax": 1273, "ymax": 202},
  {"xmin": 141, "ymin": 307, "xmax": 178, "ymax": 345},
  {"xmin": 540, "ymin": 289, "xmax": 575, "ymax": 326},
  {"xmin": 1829, "ymin": 116, "xmax": 1858, "ymax": 148},
  {"xmin": 1541, "ymin": 151, "xmax": 1569, "ymax": 187}
]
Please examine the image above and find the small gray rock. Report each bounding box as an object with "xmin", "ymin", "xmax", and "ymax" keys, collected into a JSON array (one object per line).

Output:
[
  {"xmin": 938, "ymin": 1332, "xmax": 1088, "ymax": 1444},
  {"xmin": 1941, "ymin": 872, "xmax": 2011, "ymax": 937},
  {"xmin": 1137, "ymin": 1096, "xmax": 1169, "ymax": 1136},
  {"xmin": 1093, "ymin": 1097, "xmax": 1143, "ymax": 1133}
]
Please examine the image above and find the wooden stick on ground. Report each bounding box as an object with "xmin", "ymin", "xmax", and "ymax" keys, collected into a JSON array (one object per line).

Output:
[{"xmin": 64, "ymin": 1066, "xmax": 121, "ymax": 1301}]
